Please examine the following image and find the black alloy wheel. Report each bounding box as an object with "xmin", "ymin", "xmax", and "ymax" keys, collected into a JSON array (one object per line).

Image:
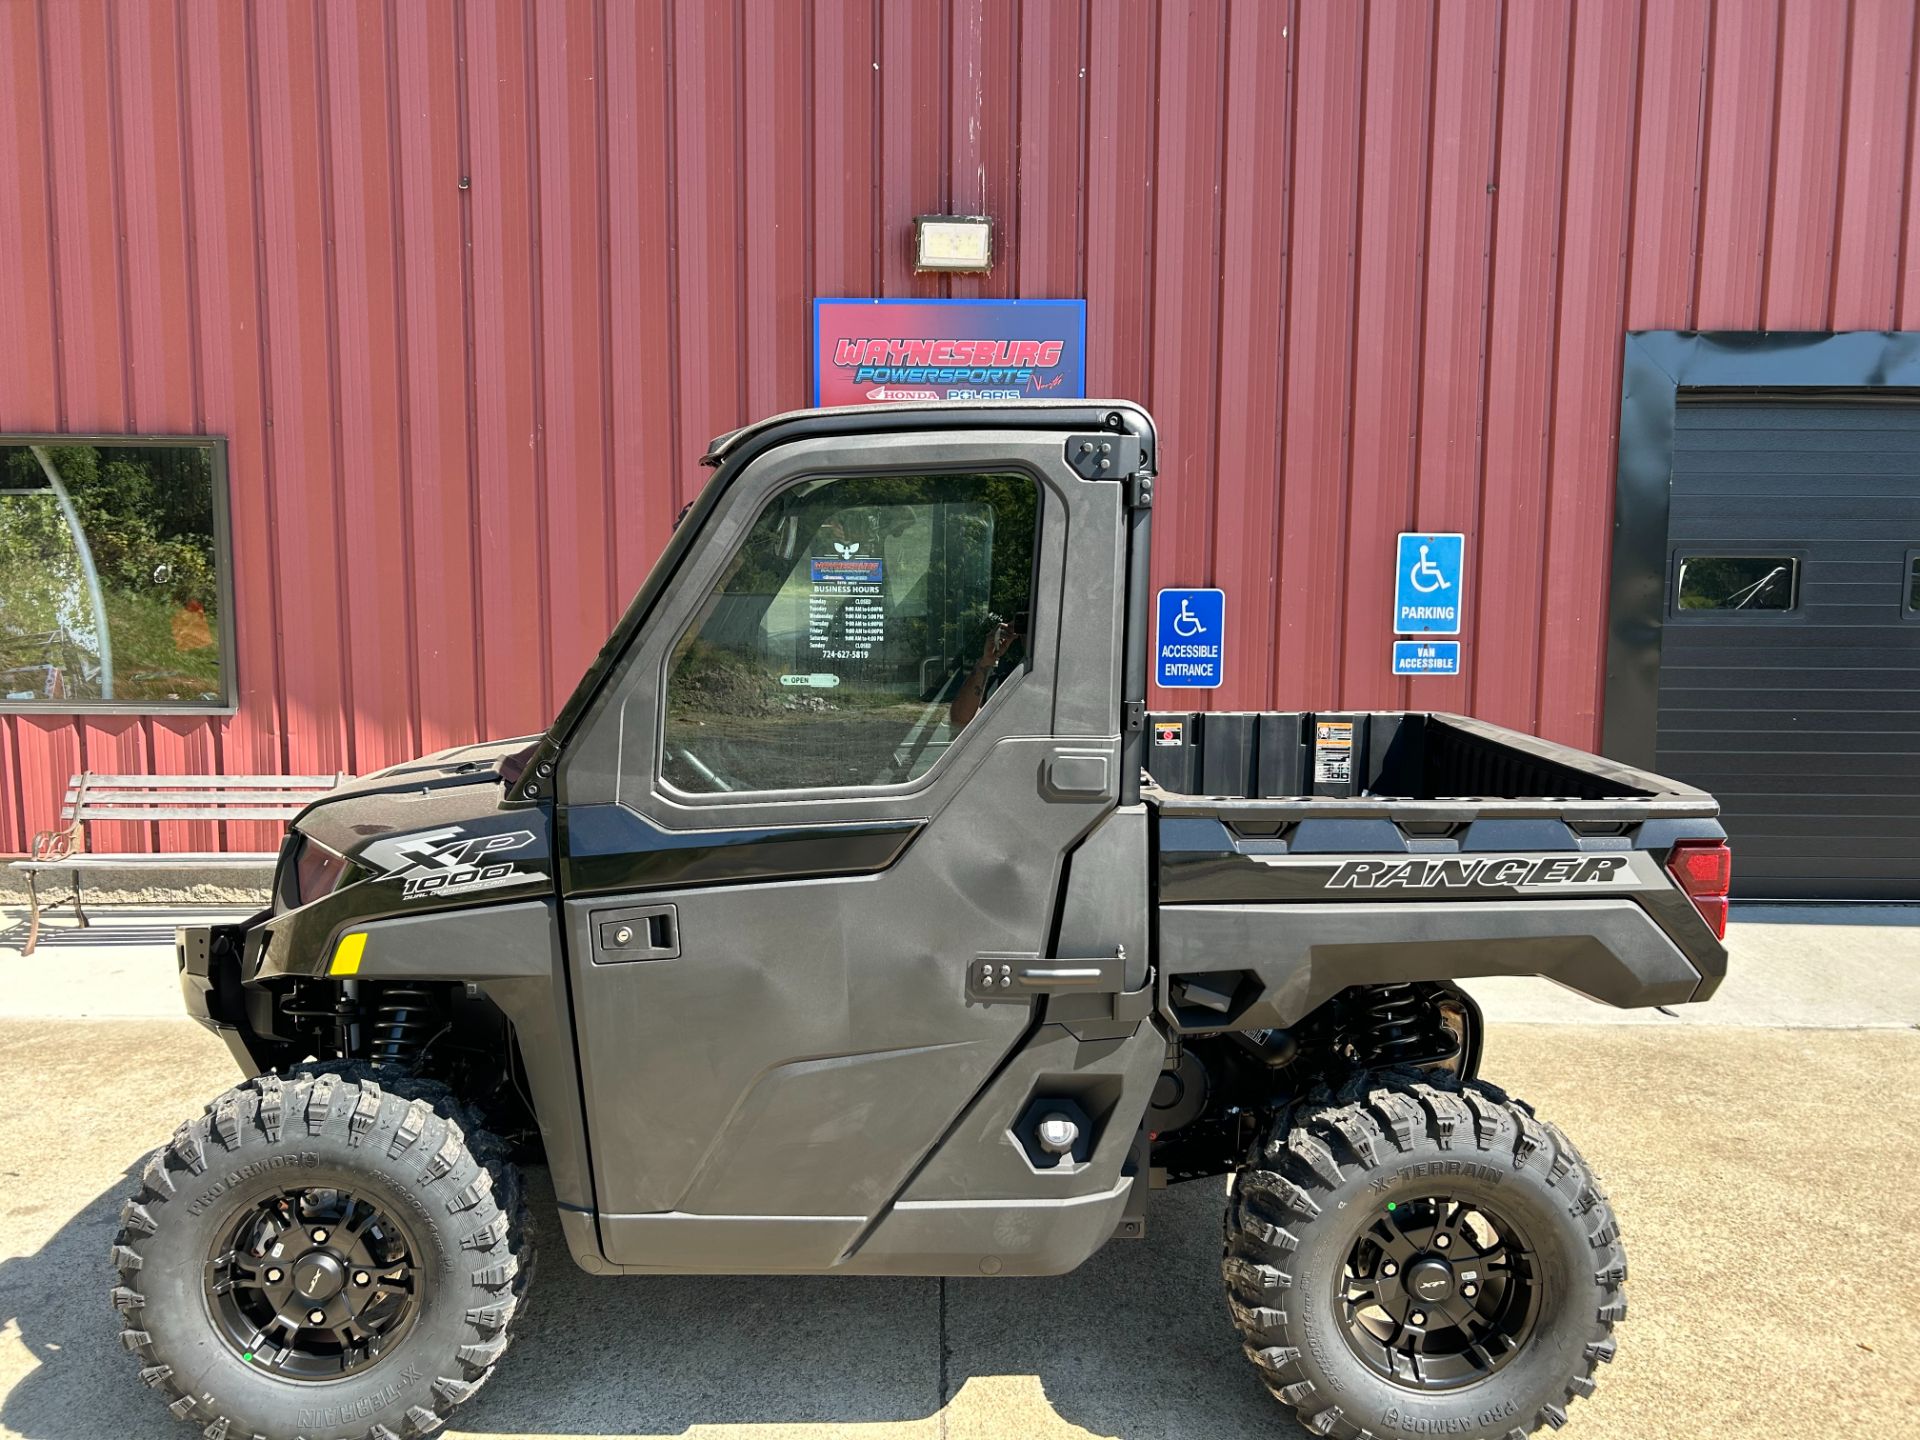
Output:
[
  {"xmin": 205, "ymin": 1185, "xmax": 422, "ymax": 1380},
  {"xmin": 1338, "ymin": 1194, "xmax": 1540, "ymax": 1389}
]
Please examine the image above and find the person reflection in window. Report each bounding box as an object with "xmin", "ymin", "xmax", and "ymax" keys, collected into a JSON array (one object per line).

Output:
[{"xmin": 950, "ymin": 617, "xmax": 1021, "ymax": 727}]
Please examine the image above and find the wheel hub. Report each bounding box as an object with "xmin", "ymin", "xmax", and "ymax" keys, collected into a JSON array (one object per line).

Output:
[
  {"xmin": 205, "ymin": 1185, "xmax": 422, "ymax": 1381},
  {"xmin": 1338, "ymin": 1193, "xmax": 1541, "ymax": 1391},
  {"xmin": 1404, "ymin": 1257, "xmax": 1455, "ymax": 1305},
  {"xmin": 291, "ymin": 1250, "xmax": 346, "ymax": 1304}
]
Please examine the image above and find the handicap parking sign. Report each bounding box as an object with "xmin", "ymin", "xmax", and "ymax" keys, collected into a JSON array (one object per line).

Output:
[
  {"xmin": 1155, "ymin": 588, "xmax": 1225, "ymax": 688},
  {"xmin": 1394, "ymin": 532, "xmax": 1464, "ymax": 634}
]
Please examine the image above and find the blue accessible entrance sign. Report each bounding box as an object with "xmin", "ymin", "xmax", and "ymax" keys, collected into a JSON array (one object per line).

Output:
[
  {"xmin": 1394, "ymin": 532, "xmax": 1464, "ymax": 634},
  {"xmin": 1392, "ymin": 639, "xmax": 1461, "ymax": 677},
  {"xmin": 1155, "ymin": 588, "xmax": 1225, "ymax": 688}
]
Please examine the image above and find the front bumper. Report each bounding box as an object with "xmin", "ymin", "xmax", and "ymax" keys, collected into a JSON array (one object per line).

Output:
[{"xmin": 178, "ymin": 912, "xmax": 275, "ymax": 1074}]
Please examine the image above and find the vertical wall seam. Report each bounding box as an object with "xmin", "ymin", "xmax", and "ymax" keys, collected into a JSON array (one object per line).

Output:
[
  {"xmin": 174, "ymin": 0, "xmax": 207, "ymax": 431},
  {"xmin": 872, "ymin": 0, "xmax": 884, "ymax": 290},
  {"xmin": 1529, "ymin": 0, "xmax": 1580, "ymax": 736},
  {"xmin": 1141, "ymin": 0, "xmax": 1163, "ymax": 444},
  {"xmin": 35, "ymin": 0, "xmax": 67, "ymax": 428},
  {"xmin": 1893, "ymin": 0, "xmax": 1920, "ymax": 325},
  {"xmin": 1399, "ymin": 0, "xmax": 1441, "ymax": 711},
  {"xmin": 661, "ymin": 0, "xmax": 684, "ymax": 506},
  {"xmin": 1333, "ymin": 1, "xmax": 1372, "ymax": 688},
  {"xmin": 804, "ymin": 0, "xmax": 817, "ymax": 343},
  {"xmin": 382, "ymin": 0, "xmax": 425, "ymax": 756},
  {"xmin": 1465, "ymin": 0, "xmax": 1508, "ymax": 716},
  {"xmin": 522, "ymin": 0, "xmax": 554, "ymax": 720},
  {"xmin": 594, "ymin": 0, "xmax": 618, "ymax": 626},
  {"xmin": 103, "ymin": 6, "xmax": 137, "ymax": 429},
  {"xmin": 1265, "ymin": 0, "xmax": 1300, "ymax": 707},
  {"xmin": 1008, "ymin": 0, "xmax": 1024, "ymax": 295},
  {"xmin": 242, "ymin": 0, "xmax": 292, "ymax": 773},
  {"xmin": 1202, "ymin": 0, "xmax": 1233, "ymax": 588},
  {"xmin": 312, "ymin": 0, "xmax": 359, "ymax": 776},
  {"xmin": 1755, "ymin": 0, "xmax": 1788, "ymax": 327},
  {"xmin": 1825, "ymin": 0, "xmax": 1857, "ymax": 330},
  {"xmin": 453, "ymin": 0, "xmax": 488, "ymax": 736},
  {"xmin": 1687, "ymin": 0, "xmax": 1718, "ymax": 329},
  {"xmin": 1074, "ymin": 0, "xmax": 1090, "ymax": 300},
  {"xmin": 733, "ymin": 0, "xmax": 749, "ymax": 423}
]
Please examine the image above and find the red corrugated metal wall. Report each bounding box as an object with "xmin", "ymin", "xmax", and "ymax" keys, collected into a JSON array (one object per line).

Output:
[{"xmin": 2, "ymin": 0, "xmax": 1916, "ymax": 851}]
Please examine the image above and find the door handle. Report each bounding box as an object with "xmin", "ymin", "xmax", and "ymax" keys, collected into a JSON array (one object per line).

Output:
[
  {"xmin": 968, "ymin": 946, "xmax": 1127, "ymax": 1000},
  {"xmin": 591, "ymin": 903, "xmax": 680, "ymax": 964}
]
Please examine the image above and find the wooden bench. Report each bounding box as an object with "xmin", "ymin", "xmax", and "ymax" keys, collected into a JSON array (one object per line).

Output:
[{"xmin": 9, "ymin": 773, "xmax": 344, "ymax": 955}]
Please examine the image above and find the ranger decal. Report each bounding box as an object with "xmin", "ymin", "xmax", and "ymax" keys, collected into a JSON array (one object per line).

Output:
[{"xmin": 1325, "ymin": 855, "xmax": 1629, "ymax": 890}]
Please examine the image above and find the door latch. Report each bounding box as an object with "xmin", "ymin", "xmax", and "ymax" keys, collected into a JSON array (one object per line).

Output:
[{"xmin": 591, "ymin": 903, "xmax": 679, "ymax": 964}]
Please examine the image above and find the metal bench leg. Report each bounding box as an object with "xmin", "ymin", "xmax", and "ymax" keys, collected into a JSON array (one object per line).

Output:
[
  {"xmin": 72, "ymin": 872, "xmax": 90, "ymax": 928},
  {"xmin": 23, "ymin": 872, "xmax": 41, "ymax": 957}
]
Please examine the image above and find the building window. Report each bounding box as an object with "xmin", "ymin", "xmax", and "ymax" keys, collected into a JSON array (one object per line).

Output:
[
  {"xmin": 1673, "ymin": 554, "xmax": 1800, "ymax": 615},
  {"xmin": 661, "ymin": 471, "xmax": 1040, "ymax": 794},
  {"xmin": 1907, "ymin": 549, "xmax": 1920, "ymax": 617},
  {"xmin": 0, "ymin": 438, "xmax": 232, "ymax": 711}
]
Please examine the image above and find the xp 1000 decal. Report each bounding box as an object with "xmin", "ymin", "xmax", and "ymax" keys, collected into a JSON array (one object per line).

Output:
[{"xmin": 358, "ymin": 826, "xmax": 540, "ymax": 901}]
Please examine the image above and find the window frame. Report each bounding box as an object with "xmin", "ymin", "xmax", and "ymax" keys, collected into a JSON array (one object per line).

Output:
[
  {"xmin": 653, "ymin": 462, "xmax": 1047, "ymax": 802},
  {"xmin": 1665, "ymin": 546, "xmax": 1806, "ymax": 623},
  {"xmin": 0, "ymin": 433, "xmax": 237, "ymax": 715}
]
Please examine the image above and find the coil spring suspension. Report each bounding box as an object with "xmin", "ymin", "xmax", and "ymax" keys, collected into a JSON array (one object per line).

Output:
[
  {"xmin": 1348, "ymin": 983, "xmax": 1459, "ymax": 1068},
  {"xmin": 368, "ymin": 984, "xmax": 443, "ymax": 1069}
]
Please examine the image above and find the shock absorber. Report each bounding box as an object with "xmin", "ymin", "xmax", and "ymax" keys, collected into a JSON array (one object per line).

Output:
[
  {"xmin": 367, "ymin": 984, "xmax": 444, "ymax": 1069},
  {"xmin": 1348, "ymin": 983, "xmax": 1460, "ymax": 1068}
]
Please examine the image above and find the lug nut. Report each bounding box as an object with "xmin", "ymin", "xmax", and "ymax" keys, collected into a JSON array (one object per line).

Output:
[
  {"xmin": 1435, "ymin": 1234, "xmax": 1451, "ymax": 1249},
  {"xmin": 310, "ymin": 1228, "xmax": 328, "ymax": 1244},
  {"xmin": 307, "ymin": 1308, "xmax": 327, "ymax": 1325},
  {"xmin": 1411, "ymin": 1311, "xmax": 1427, "ymax": 1326},
  {"xmin": 354, "ymin": 1271, "xmax": 370, "ymax": 1286},
  {"xmin": 264, "ymin": 1267, "xmax": 283, "ymax": 1283},
  {"xmin": 1382, "ymin": 1262, "xmax": 1398, "ymax": 1276},
  {"xmin": 1463, "ymin": 1283, "xmax": 1478, "ymax": 1298}
]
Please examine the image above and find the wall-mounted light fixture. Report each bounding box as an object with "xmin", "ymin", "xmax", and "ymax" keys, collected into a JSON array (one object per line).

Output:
[{"xmin": 913, "ymin": 215, "xmax": 994, "ymax": 273}]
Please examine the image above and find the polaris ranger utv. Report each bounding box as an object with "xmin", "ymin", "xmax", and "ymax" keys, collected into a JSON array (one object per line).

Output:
[{"xmin": 121, "ymin": 401, "xmax": 1729, "ymax": 1440}]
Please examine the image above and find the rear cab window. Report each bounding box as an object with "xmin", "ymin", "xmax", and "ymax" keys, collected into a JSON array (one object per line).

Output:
[{"xmin": 661, "ymin": 471, "xmax": 1039, "ymax": 794}]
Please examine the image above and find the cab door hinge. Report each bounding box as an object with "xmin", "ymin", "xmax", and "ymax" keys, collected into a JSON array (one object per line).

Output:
[
  {"xmin": 1065, "ymin": 432, "xmax": 1144, "ymax": 481},
  {"xmin": 1125, "ymin": 469, "xmax": 1154, "ymax": 510}
]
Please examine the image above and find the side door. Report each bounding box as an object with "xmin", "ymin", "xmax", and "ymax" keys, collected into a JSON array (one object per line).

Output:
[{"xmin": 554, "ymin": 428, "xmax": 1129, "ymax": 1271}]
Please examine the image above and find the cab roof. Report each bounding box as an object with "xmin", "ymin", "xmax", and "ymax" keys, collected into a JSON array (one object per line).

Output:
[{"xmin": 702, "ymin": 398, "xmax": 1155, "ymax": 467}]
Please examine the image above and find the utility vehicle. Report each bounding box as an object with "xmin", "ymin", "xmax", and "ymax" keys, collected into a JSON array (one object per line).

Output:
[{"xmin": 119, "ymin": 401, "xmax": 1730, "ymax": 1440}]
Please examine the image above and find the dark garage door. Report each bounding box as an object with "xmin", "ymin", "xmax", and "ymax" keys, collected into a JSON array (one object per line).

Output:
[{"xmin": 1657, "ymin": 400, "xmax": 1920, "ymax": 901}]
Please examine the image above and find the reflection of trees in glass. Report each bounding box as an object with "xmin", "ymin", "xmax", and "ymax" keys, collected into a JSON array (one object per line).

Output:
[
  {"xmin": 0, "ymin": 444, "xmax": 222, "ymax": 704},
  {"xmin": 1676, "ymin": 556, "xmax": 1796, "ymax": 611}
]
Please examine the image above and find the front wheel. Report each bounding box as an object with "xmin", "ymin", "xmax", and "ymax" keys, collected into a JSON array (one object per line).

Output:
[
  {"xmin": 111, "ymin": 1068, "xmax": 530, "ymax": 1439},
  {"xmin": 1222, "ymin": 1070, "xmax": 1625, "ymax": 1440}
]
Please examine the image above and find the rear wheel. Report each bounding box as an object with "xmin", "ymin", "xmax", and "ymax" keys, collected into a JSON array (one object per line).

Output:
[
  {"xmin": 1222, "ymin": 1069, "xmax": 1624, "ymax": 1440},
  {"xmin": 111, "ymin": 1068, "xmax": 530, "ymax": 1439}
]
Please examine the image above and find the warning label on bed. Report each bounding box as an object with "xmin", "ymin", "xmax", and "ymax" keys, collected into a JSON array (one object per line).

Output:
[
  {"xmin": 1153, "ymin": 720, "xmax": 1185, "ymax": 747},
  {"xmin": 1313, "ymin": 721, "xmax": 1353, "ymax": 786}
]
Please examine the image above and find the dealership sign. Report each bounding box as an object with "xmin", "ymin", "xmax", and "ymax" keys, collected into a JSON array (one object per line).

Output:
[{"xmin": 813, "ymin": 298, "xmax": 1086, "ymax": 406}]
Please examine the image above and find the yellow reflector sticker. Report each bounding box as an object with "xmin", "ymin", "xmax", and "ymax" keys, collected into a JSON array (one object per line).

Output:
[{"xmin": 330, "ymin": 932, "xmax": 368, "ymax": 976}]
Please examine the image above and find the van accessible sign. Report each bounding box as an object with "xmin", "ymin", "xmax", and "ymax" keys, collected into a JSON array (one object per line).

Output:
[{"xmin": 813, "ymin": 298, "xmax": 1086, "ymax": 406}]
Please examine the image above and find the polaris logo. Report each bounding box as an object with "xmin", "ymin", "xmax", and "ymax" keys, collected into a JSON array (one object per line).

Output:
[{"xmin": 1326, "ymin": 855, "xmax": 1629, "ymax": 890}]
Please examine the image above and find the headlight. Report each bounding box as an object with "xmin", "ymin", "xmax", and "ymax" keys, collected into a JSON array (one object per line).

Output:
[{"xmin": 292, "ymin": 836, "xmax": 351, "ymax": 905}]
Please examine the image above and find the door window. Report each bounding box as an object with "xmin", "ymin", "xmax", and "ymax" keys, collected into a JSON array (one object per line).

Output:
[
  {"xmin": 661, "ymin": 471, "xmax": 1039, "ymax": 794},
  {"xmin": 1673, "ymin": 554, "xmax": 1799, "ymax": 614}
]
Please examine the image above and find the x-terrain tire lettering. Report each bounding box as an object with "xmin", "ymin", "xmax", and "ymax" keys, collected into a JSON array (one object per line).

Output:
[
  {"xmin": 1223, "ymin": 1069, "xmax": 1624, "ymax": 1440},
  {"xmin": 111, "ymin": 1066, "xmax": 530, "ymax": 1439}
]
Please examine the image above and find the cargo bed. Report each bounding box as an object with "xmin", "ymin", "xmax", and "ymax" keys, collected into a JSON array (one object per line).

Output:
[{"xmin": 1144, "ymin": 710, "xmax": 1719, "ymax": 823}]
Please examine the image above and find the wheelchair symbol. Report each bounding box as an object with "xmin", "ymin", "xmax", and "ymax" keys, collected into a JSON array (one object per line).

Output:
[
  {"xmin": 1408, "ymin": 544, "xmax": 1452, "ymax": 595},
  {"xmin": 1171, "ymin": 597, "xmax": 1207, "ymax": 637}
]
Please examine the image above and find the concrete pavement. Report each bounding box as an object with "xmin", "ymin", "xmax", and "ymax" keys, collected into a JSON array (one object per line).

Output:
[{"xmin": 1, "ymin": 905, "xmax": 1916, "ymax": 1440}]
